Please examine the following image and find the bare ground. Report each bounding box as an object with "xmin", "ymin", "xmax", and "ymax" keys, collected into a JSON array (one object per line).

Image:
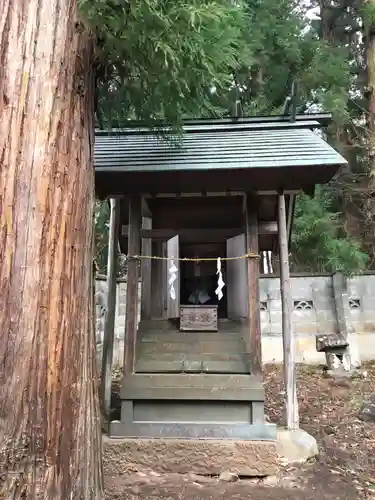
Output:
[{"xmin": 106, "ymin": 362, "xmax": 375, "ymax": 500}]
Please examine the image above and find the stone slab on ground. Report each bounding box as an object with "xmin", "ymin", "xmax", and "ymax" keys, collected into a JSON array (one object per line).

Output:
[
  {"xmin": 103, "ymin": 436, "xmax": 278, "ymax": 477},
  {"xmin": 276, "ymin": 429, "xmax": 319, "ymax": 464},
  {"xmin": 359, "ymin": 393, "xmax": 375, "ymax": 422}
]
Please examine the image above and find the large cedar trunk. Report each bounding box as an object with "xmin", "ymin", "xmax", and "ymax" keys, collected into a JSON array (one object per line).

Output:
[{"xmin": 0, "ymin": 1, "xmax": 103, "ymax": 499}]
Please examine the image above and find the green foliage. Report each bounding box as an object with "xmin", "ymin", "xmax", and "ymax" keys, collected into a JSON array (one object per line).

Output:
[
  {"xmin": 223, "ymin": 0, "xmax": 351, "ymax": 121},
  {"xmin": 94, "ymin": 200, "xmax": 110, "ymax": 274},
  {"xmin": 79, "ymin": 0, "xmax": 351, "ymax": 125},
  {"xmin": 291, "ymin": 188, "xmax": 368, "ymax": 275},
  {"xmin": 361, "ymin": 1, "xmax": 375, "ymax": 29},
  {"xmin": 94, "ymin": 200, "xmax": 127, "ymax": 276},
  {"xmin": 79, "ymin": 0, "xmax": 250, "ymax": 126},
  {"xmin": 80, "ymin": 0, "xmax": 368, "ymax": 274}
]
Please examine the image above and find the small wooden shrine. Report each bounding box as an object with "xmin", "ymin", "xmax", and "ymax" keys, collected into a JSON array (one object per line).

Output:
[{"xmin": 95, "ymin": 112, "xmax": 346, "ymax": 440}]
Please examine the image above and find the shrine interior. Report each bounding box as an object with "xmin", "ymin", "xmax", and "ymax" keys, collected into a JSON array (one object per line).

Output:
[{"xmin": 179, "ymin": 242, "xmax": 227, "ymax": 318}]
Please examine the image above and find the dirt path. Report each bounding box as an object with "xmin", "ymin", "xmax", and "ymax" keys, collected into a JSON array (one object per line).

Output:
[{"xmin": 105, "ymin": 362, "xmax": 375, "ymax": 499}]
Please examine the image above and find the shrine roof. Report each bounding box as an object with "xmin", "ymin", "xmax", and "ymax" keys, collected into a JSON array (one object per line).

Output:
[{"xmin": 94, "ymin": 114, "xmax": 347, "ymax": 174}]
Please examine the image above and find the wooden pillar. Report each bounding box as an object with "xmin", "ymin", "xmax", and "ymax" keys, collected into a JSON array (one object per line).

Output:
[
  {"xmin": 100, "ymin": 198, "xmax": 120, "ymax": 419},
  {"xmin": 141, "ymin": 217, "xmax": 152, "ymax": 320},
  {"xmin": 124, "ymin": 195, "xmax": 142, "ymax": 375},
  {"xmin": 244, "ymin": 194, "xmax": 262, "ymax": 375},
  {"xmin": 278, "ymin": 192, "xmax": 299, "ymax": 430}
]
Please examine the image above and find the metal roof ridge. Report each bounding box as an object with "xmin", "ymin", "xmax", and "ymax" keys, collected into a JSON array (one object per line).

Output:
[
  {"xmin": 95, "ymin": 113, "xmax": 332, "ymax": 132},
  {"xmin": 95, "ymin": 119, "xmax": 324, "ymax": 137}
]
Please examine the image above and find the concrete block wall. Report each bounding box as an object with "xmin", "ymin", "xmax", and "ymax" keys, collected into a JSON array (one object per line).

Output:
[
  {"xmin": 95, "ymin": 278, "xmax": 141, "ymax": 365},
  {"xmin": 260, "ymin": 274, "xmax": 338, "ymax": 364},
  {"xmin": 347, "ymin": 274, "xmax": 375, "ymax": 333},
  {"xmin": 95, "ymin": 273, "xmax": 375, "ymax": 366}
]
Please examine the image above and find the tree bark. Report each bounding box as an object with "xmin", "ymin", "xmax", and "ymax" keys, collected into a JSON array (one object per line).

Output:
[
  {"xmin": 100, "ymin": 198, "xmax": 120, "ymax": 421},
  {"xmin": 0, "ymin": 1, "xmax": 103, "ymax": 499},
  {"xmin": 366, "ymin": 1, "xmax": 375, "ymax": 264},
  {"xmin": 367, "ymin": 3, "xmax": 375, "ymax": 167}
]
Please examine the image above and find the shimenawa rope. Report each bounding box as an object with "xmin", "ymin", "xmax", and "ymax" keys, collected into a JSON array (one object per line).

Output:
[{"xmin": 127, "ymin": 252, "xmax": 259, "ymax": 262}]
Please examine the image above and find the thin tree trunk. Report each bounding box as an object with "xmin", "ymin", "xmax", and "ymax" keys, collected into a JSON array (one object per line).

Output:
[
  {"xmin": 0, "ymin": 1, "xmax": 103, "ymax": 499},
  {"xmin": 100, "ymin": 198, "xmax": 120, "ymax": 421},
  {"xmin": 366, "ymin": 1, "xmax": 375, "ymax": 264},
  {"xmin": 365, "ymin": 13, "xmax": 375, "ymax": 407},
  {"xmin": 368, "ymin": 5, "xmax": 375, "ymax": 172}
]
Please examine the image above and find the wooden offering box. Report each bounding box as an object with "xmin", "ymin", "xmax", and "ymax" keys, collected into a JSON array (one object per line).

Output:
[{"xmin": 180, "ymin": 305, "xmax": 218, "ymax": 331}]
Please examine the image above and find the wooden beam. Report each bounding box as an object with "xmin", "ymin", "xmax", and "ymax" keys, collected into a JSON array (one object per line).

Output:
[
  {"xmin": 120, "ymin": 373, "xmax": 264, "ymax": 401},
  {"xmin": 100, "ymin": 198, "xmax": 121, "ymax": 420},
  {"xmin": 278, "ymin": 192, "xmax": 299, "ymax": 430},
  {"xmin": 141, "ymin": 217, "xmax": 152, "ymax": 320},
  {"xmin": 121, "ymin": 223, "xmax": 278, "ymax": 240},
  {"xmin": 124, "ymin": 195, "xmax": 142, "ymax": 375},
  {"xmin": 244, "ymin": 195, "xmax": 262, "ymax": 376},
  {"xmin": 143, "ymin": 190, "xmax": 299, "ymax": 198},
  {"xmin": 145, "ymin": 191, "xmax": 245, "ymax": 198}
]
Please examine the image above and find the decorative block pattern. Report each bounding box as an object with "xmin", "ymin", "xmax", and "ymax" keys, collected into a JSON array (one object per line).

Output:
[
  {"xmin": 95, "ymin": 272, "xmax": 375, "ymax": 366},
  {"xmin": 293, "ymin": 300, "xmax": 313, "ymax": 311},
  {"xmin": 349, "ymin": 298, "xmax": 360, "ymax": 310}
]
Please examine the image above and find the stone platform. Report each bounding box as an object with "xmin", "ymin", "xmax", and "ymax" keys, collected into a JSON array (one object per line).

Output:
[{"xmin": 103, "ymin": 436, "xmax": 278, "ymax": 477}]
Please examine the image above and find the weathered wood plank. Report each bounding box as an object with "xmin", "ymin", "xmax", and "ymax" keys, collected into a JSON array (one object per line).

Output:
[
  {"xmin": 180, "ymin": 305, "xmax": 218, "ymax": 331},
  {"xmin": 121, "ymin": 223, "xmax": 278, "ymax": 240},
  {"xmin": 141, "ymin": 216, "xmax": 152, "ymax": 320},
  {"xmin": 132, "ymin": 401, "xmax": 252, "ymax": 423},
  {"xmin": 121, "ymin": 386, "xmax": 264, "ymax": 401},
  {"xmin": 142, "ymin": 190, "xmax": 298, "ymax": 197},
  {"xmin": 244, "ymin": 194, "xmax": 262, "ymax": 375},
  {"xmin": 121, "ymin": 373, "xmax": 262, "ymax": 390},
  {"xmin": 136, "ymin": 352, "xmax": 248, "ymax": 362},
  {"xmin": 226, "ymin": 233, "xmax": 248, "ymax": 321},
  {"xmin": 123, "ymin": 195, "xmax": 142, "ymax": 375},
  {"xmin": 135, "ymin": 359, "xmax": 249, "ymax": 374},
  {"xmin": 278, "ymin": 192, "xmax": 299, "ymax": 430},
  {"xmin": 100, "ymin": 198, "xmax": 120, "ymax": 419}
]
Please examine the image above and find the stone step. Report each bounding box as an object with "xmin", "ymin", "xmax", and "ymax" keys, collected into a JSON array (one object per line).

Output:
[{"xmin": 102, "ymin": 436, "xmax": 277, "ymax": 477}]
